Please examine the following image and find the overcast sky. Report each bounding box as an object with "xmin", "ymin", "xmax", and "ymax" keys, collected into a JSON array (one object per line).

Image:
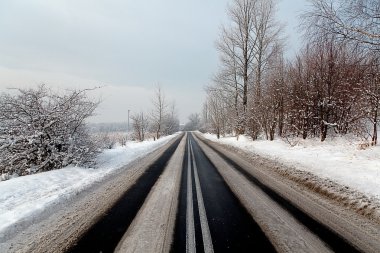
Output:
[{"xmin": 0, "ymin": 0, "xmax": 308, "ymax": 123}]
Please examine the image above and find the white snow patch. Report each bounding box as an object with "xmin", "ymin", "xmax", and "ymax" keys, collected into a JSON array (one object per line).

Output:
[
  {"xmin": 202, "ymin": 133, "xmax": 380, "ymax": 201},
  {"xmin": 0, "ymin": 134, "xmax": 179, "ymax": 235}
]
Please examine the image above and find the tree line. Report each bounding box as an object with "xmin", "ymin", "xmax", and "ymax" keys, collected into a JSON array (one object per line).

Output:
[
  {"xmin": 130, "ymin": 86, "xmax": 180, "ymax": 142},
  {"xmin": 202, "ymin": 0, "xmax": 380, "ymax": 145}
]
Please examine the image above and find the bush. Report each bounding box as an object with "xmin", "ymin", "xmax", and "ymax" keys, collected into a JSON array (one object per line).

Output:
[{"xmin": 0, "ymin": 85, "xmax": 99, "ymax": 178}]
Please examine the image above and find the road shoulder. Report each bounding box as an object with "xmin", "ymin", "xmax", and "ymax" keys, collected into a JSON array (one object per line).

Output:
[
  {"xmin": 194, "ymin": 132, "xmax": 380, "ymax": 253},
  {"xmin": 0, "ymin": 134, "xmax": 183, "ymax": 253}
]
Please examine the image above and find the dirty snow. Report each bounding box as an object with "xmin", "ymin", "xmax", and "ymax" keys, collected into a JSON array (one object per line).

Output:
[
  {"xmin": 0, "ymin": 134, "xmax": 178, "ymax": 235},
  {"xmin": 202, "ymin": 133, "xmax": 380, "ymax": 201}
]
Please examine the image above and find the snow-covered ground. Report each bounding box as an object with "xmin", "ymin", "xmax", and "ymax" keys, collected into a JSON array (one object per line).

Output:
[
  {"xmin": 0, "ymin": 133, "xmax": 179, "ymax": 235},
  {"xmin": 202, "ymin": 133, "xmax": 380, "ymax": 201}
]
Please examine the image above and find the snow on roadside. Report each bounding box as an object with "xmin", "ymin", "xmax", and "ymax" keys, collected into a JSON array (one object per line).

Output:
[
  {"xmin": 202, "ymin": 133, "xmax": 380, "ymax": 201},
  {"xmin": 0, "ymin": 133, "xmax": 179, "ymax": 236}
]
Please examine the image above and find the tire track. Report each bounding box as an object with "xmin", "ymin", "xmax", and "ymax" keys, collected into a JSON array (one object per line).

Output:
[
  {"xmin": 194, "ymin": 133, "xmax": 363, "ymax": 253},
  {"xmin": 171, "ymin": 134, "xmax": 276, "ymax": 252},
  {"xmin": 67, "ymin": 135, "xmax": 183, "ymax": 253}
]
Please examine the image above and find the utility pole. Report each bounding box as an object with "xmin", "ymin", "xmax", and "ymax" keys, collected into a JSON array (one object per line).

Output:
[
  {"xmin": 128, "ymin": 109, "xmax": 130, "ymax": 133},
  {"xmin": 141, "ymin": 111, "xmax": 144, "ymax": 141}
]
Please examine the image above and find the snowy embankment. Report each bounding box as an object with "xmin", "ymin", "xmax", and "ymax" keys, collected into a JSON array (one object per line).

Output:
[
  {"xmin": 0, "ymin": 133, "xmax": 179, "ymax": 235},
  {"xmin": 202, "ymin": 133, "xmax": 380, "ymax": 203}
]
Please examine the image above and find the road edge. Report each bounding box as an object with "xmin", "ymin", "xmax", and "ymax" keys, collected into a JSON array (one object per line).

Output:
[
  {"xmin": 193, "ymin": 132, "xmax": 380, "ymax": 253},
  {"xmin": 0, "ymin": 133, "xmax": 184, "ymax": 253},
  {"xmin": 195, "ymin": 132, "xmax": 380, "ymax": 223}
]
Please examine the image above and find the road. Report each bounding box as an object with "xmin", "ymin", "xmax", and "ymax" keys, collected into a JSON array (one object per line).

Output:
[{"xmin": 2, "ymin": 132, "xmax": 380, "ymax": 253}]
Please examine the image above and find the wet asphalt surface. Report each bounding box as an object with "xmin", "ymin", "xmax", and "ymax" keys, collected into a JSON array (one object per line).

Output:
[{"xmin": 171, "ymin": 134, "xmax": 275, "ymax": 252}]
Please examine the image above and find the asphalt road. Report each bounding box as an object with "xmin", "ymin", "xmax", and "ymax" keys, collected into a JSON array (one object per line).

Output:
[
  {"xmin": 71, "ymin": 132, "xmax": 379, "ymax": 253},
  {"xmin": 2, "ymin": 132, "xmax": 379, "ymax": 253},
  {"xmin": 171, "ymin": 134, "xmax": 276, "ymax": 253},
  {"xmin": 68, "ymin": 136, "xmax": 183, "ymax": 253}
]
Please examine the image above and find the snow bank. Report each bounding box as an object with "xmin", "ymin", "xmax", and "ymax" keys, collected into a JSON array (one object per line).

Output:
[
  {"xmin": 202, "ymin": 133, "xmax": 380, "ymax": 201},
  {"xmin": 0, "ymin": 134, "xmax": 179, "ymax": 235}
]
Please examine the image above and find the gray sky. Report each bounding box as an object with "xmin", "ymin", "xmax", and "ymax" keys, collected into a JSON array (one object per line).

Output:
[{"xmin": 0, "ymin": 0, "xmax": 308, "ymax": 123}]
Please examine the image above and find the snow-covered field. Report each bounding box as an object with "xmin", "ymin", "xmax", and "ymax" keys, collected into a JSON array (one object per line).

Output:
[
  {"xmin": 202, "ymin": 133, "xmax": 380, "ymax": 201},
  {"xmin": 0, "ymin": 133, "xmax": 178, "ymax": 235}
]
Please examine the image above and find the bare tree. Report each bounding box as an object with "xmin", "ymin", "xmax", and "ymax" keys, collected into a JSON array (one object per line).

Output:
[
  {"xmin": 150, "ymin": 86, "xmax": 167, "ymax": 140},
  {"xmin": 204, "ymin": 89, "xmax": 229, "ymax": 139},
  {"xmin": 162, "ymin": 102, "xmax": 180, "ymax": 135},
  {"xmin": 363, "ymin": 57, "xmax": 380, "ymax": 145},
  {"xmin": 200, "ymin": 102, "xmax": 211, "ymax": 133},
  {"xmin": 131, "ymin": 112, "xmax": 148, "ymax": 142},
  {"xmin": 216, "ymin": 0, "xmax": 283, "ymax": 135},
  {"xmin": 246, "ymin": 0, "xmax": 284, "ymax": 141},
  {"xmin": 205, "ymin": 82, "xmax": 238, "ymax": 133},
  {"xmin": 302, "ymin": 0, "xmax": 380, "ymax": 143},
  {"xmin": 260, "ymin": 43, "xmax": 287, "ymax": 140},
  {"xmin": 304, "ymin": 0, "xmax": 380, "ymax": 51},
  {"xmin": 251, "ymin": 0, "xmax": 283, "ymax": 98},
  {"xmin": 284, "ymin": 38, "xmax": 370, "ymax": 142},
  {"xmin": 286, "ymin": 49, "xmax": 315, "ymax": 140},
  {"xmin": 216, "ymin": 0, "xmax": 258, "ymax": 133},
  {"xmin": 212, "ymin": 67, "xmax": 243, "ymax": 134}
]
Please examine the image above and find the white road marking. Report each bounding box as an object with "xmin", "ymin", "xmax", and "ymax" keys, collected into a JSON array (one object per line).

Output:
[
  {"xmin": 186, "ymin": 138, "xmax": 196, "ymax": 253},
  {"xmin": 190, "ymin": 139, "xmax": 214, "ymax": 253}
]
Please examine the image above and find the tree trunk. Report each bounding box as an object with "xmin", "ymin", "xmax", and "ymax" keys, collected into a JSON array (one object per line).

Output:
[
  {"xmin": 269, "ymin": 125, "xmax": 275, "ymax": 141},
  {"xmin": 372, "ymin": 108, "xmax": 378, "ymax": 145},
  {"xmin": 321, "ymin": 123, "xmax": 327, "ymax": 142},
  {"xmin": 278, "ymin": 96, "xmax": 284, "ymax": 137}
]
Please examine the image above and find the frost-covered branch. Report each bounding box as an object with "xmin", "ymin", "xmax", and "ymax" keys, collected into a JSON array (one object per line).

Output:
[{"xmin": 0, "ymin": 85, "xmax": 100, "ymax": 178}]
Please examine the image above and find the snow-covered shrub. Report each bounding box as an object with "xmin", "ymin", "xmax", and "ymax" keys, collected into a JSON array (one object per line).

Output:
[
  {"xmin": 92, "ymin": 132, "xmax": 127, "ymax": 149},
  {"xmin": 0, "ymin": 85, "xmax": 99, "ymax": 178}
]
